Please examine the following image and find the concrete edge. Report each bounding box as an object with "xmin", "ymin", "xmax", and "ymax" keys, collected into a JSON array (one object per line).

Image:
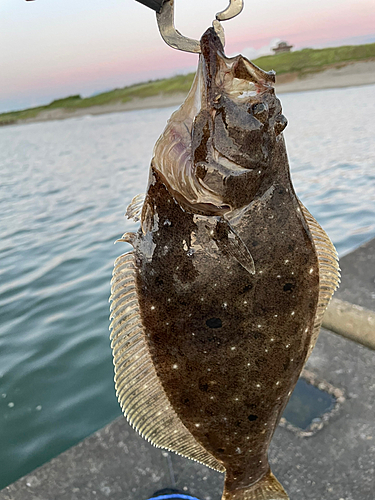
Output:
[{"xmin": 322, "ymin": 297, "xmax": 375, "ymax": 350}]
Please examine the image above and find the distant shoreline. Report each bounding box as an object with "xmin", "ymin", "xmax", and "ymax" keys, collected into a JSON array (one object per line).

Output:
[{"xmin": 3, "ymin": 59, "xmax": 375, "ymax": 127}]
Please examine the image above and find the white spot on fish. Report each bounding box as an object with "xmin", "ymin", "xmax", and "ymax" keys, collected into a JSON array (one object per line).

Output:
[
  {"xmin": 207, "ymin": 368, "xmax": 211, "ymax": 372},
  {"xmin": 285, "ymin": 344, "xmax": 290, "ymax": 349},
  {"xmin": 166, "ymin": 322, "xmax": 169, "ymax": 326},
  {"xmin": 200, "ymin": 297, "xmax": 204, "ymax": 301},
  {"xmin": 276, "ymin": 381, "xmax": 280, "ymax": 386},
  {"xmin": 309, "ymin": 268, "xmax": 314, "ymax": 274},
  {"xmin": 236, "ymin": 447, "xmax": 242, "ymax": 454},
  {"xmin": 36, "ymin": 405, "xmax": 42, "ymax": 411},
  {"xmin": 277, "ymin": 275, "xmax": 281, "ymax": 278},
  {"xmin": 265, "ymin": 349, "xmax": 268, "ymax": 353},
  {"xmin": 235, "ymin": 397, "xmax": 239, "ymax": 401},
  {"xmin": 285, "ymin": 259, "xmax": 289, "ymax": 264},
  {"xmin": 183, "ymin": 240, "xmax": 188, "ymax": 251},
  {"xmin": 305, "ymin": 327, "xmax": 309, "ymax": 333},
  {"xmin": 256, "ymin": 384, "xmax": 261, "ymax": 388},
  {"xmin": 231, "ymin": 346, "xmax": 236, "ymax": 351},
  {"xmin": 172, "ymin": 364, "xmax": 178, "ymax": 369},
  {"xmin": 223, "ymin": 302, "xmax": 228, "ymax": 308},
  {"xmin": 270, "ymin": 338, "xmax": 275, "ymax": 342},
  {"xmin": 8, "ymin": 402, "xmax": 14, "ymax": 408},
  {"xmin": 257, "ymin": 324, "xmax": 262, "ymax": 328},
  {"xmin": 195, "ymin": 423, "xmax": 200, "ymax": 427},
  {"xmin": 244, "ymin": 300, "xmax": 248, "ymax": 305},
  {"xmin": 247, "ymin": 363, "xmax": 251, "ymax": 366},
  {"xmin": 291, "ymin": 311, "xmax": 295, "ymax": 316},
  {"xmin": 151, "ymin": 306, "xmax": 155, "ymax": 310},
  {"xmin": 274, "ymin": 314, "xmax": 278, "ymax": 318}
]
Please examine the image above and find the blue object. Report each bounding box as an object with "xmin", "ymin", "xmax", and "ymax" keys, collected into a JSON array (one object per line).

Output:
[{"xmin": 148, "ymin": 495, "xmax": 201, "ymax": 500}]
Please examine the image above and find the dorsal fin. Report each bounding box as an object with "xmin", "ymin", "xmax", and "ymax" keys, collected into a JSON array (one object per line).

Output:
[
  {"xmin": 299, "ymin": 202, "xmax": 340, "ymax": 357},
  {"xmin": 126, "ymin": 193, "xmax": 146, "ymax": 222},
  {"xmin": 109, "ymin": 251, "xmax": 225, "ymax": 473}
]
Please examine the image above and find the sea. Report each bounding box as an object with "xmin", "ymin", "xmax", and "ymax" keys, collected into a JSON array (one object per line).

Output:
[{"xmin": 0, "ymin": 84, "xmax": 374, "ymax": 489}]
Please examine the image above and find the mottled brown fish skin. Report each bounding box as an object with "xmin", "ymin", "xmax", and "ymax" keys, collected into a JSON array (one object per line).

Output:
[{"xmin": 131, "ymin": 28, "xmax": 321, "ymax": 500}]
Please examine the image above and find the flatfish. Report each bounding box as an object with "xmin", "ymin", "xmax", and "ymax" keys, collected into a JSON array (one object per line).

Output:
[{"xmin": 110, "ymin": 27, "xmax": 340, "ymax": 500}]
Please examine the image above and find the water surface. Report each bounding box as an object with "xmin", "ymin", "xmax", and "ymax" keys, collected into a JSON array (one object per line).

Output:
[{"xmin": 0, "ymin": 84, "xmax": 374, "ymax": 488}]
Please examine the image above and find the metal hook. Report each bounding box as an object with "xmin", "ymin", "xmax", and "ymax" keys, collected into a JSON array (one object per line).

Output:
[
  {"xmin": 156, "ymin": 0, "xmax": 244, "ymax": 54},
  {"xmin": 216, "ymin": 0, "xmax": 244, "ymax": 21}
]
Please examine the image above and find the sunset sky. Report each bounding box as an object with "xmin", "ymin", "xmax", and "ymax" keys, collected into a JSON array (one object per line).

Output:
[{"xmin": 0, "ymin": 0, "xmax": 374, "ymax": 112}]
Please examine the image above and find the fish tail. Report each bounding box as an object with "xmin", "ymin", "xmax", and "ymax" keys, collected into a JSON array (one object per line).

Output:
[{"xmin": 222, "ymin": 470, "xmax": 289, "ymax": 500}]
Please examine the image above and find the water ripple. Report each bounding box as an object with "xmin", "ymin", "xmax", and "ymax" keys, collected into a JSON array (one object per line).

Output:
[{"xmin": 0, "ymin": 85, "xmax": 374, "ymax": 488}]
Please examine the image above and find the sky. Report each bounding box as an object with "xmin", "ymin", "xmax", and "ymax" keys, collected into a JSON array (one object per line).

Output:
[{"xmin": 0, "ymin": 0, "xmax": 374, "ymax": 113}]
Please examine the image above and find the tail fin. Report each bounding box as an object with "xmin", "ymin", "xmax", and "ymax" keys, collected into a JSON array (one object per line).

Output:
[{"xmin": 222, "ymin": 470, "xmax": 289, "ymax": 500}]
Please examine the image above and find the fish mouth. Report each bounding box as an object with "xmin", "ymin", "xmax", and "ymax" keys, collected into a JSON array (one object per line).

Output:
[
  {"xmin": 199, "ymin": 27, "xmax": 275, "ymax": 107},
  {"xmin": 151, "ymin": 27, "xmax": 285, "ymax": 213}
]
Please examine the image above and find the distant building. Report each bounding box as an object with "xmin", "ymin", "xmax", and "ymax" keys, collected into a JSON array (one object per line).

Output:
[{"xmin": 272, "ymin": 41, "xmax": 293, "ymax": 55}]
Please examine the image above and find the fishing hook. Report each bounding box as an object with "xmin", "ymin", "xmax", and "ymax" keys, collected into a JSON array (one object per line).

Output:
[{"xmin": 154, "ymin": 0, "xmax": 244, "ymax": 53}]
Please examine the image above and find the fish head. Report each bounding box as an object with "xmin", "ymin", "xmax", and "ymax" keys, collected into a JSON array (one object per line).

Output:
[{"xmin": 152, "ymin": 27, "xmax": 288, "ymax": 213}]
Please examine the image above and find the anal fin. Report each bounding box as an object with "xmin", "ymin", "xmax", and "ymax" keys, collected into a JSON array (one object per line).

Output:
[{"xmin": 109, "ymin": 251, "xmax": 225, "ymax": 473}]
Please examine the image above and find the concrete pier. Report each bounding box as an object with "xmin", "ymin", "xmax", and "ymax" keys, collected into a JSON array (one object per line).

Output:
[{"xmin": 1, "ymin": 237, "xmax": 374, "ymax": 500}]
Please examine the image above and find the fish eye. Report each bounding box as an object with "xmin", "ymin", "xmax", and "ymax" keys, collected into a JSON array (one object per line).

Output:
[
  {"xmin": 274, "ymin": 114, "xmax": 288, "ymax": 136},
  {"xmin": 251, "ymin": 102, "xmax": 269, "ymax": 123}
]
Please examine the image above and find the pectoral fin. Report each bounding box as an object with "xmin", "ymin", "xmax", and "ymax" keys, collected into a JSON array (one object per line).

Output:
[{"xmin": 207, "ymin": 218, "xmax": 255, "ymax": 274}]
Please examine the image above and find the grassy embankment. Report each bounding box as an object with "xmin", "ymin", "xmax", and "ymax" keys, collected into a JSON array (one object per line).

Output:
[{"xmin": 1, "ymin": 42, "xmax": 374, "ymax": 125}]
